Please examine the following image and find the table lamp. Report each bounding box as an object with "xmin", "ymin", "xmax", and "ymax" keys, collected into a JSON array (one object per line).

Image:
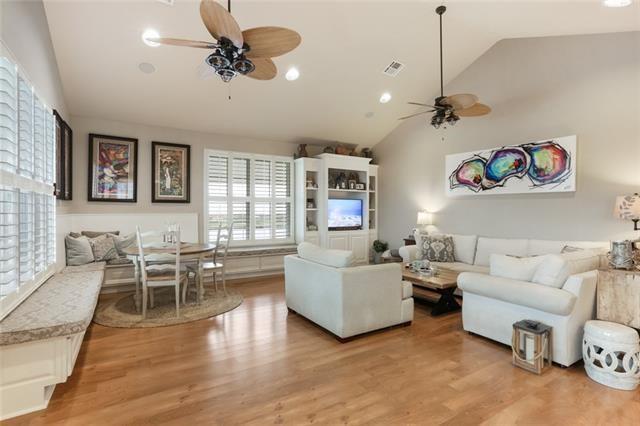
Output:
[
  {"xmin": 417, "ymin": 211, "xmax": 433, "ymax": 231},
  {"xmin": 614, "ymin": 193, "xmax": 640, "ymax": 231}
]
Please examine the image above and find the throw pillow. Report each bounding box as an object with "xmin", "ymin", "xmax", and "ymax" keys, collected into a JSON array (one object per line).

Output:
[
  {"xmin": 419, "ymin": 235, "xmax": 455, "ymax": 262},
  {"xmin": 531, "ymin": 250, "xmax": 600, "ymax": 288},
  {"xmin": 531, "ymin": 255, "xmax": 569, "ymax": 288},
  {"xmin": 490, "ymin": 254, "xmax": 547, "ymax": 282},
  {"xmin": 89, "ymin": 235, "xmax": 119, "ymax": 262},
  {"xmin": 113, "ymin": 233, "xmax": 136, "ymax": 257},
  {"xmin": 65, "ymin": 235, "xmax": 95, "ymax": 266},
  {"xmin": 81, "ymin": 230, "xmax": 120, "ymax": 238}
]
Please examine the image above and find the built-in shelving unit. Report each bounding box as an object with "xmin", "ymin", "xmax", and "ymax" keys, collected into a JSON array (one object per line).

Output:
[{"xmin": 295, "ymin": 154, "xmax": 378, "ymax": 264}]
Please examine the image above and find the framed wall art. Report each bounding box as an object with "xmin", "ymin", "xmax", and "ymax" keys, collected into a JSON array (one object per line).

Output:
[
  {"xmin": 54, "ymin": 110, "xmax": 73, "ymax": 200},
  {"xmin": 445, "ymin": 135, "xmax": 577, "ymax": 196},
  {"xmin": 151, "ymin": 141, "xmax": 191, "ymax": 203},
  {"xmin": 88, "ymin": 133, "xmax": 138, "ymax": 202}
]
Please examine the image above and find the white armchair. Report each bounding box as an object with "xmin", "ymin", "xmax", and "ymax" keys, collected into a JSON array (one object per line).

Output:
[{"xmin": 284, "ymin": 243, "xmax": 413, "ymax": 340}]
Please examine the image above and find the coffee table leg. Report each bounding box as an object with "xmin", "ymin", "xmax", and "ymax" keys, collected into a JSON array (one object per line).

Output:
[{"xmin": 431, "ymin": 288, "xmax": 461, "ymax": 316}]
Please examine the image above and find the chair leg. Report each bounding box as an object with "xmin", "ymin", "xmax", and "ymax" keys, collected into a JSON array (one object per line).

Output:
[
  {"xmin": 182, "ymin": 276, "xmax": 189, "ymax": 304},
  {"xmin": 142, "ymin": 285, "xmax": 148, "ymax": 319},
  {"xmin": 175, "ymin": 284, "xmax": 180, "ymax": 318},
  {"xmin": 213, "ymin": 270, "xmax": 218, "ymax": 292},
  {"xmin": 222, "ymin": 266, "xmax": 227, "ymax": 295},
  {"xmin": 150, "ymin": 288, "xmax": 155, "ymax": 308}
]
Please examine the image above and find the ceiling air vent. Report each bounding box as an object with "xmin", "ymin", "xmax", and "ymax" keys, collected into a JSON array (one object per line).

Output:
[
  {"xmin": 156, "ymin": 0, "xmax": 174, "ymax": 5},
  {"xmin": 382, "ymin": 61, "xmax": 404, "ymax": 77}
]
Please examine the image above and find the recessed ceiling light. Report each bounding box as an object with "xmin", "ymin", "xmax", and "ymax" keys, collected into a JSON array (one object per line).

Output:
[
  {"xmin": 142, "ymin": 29, "xmax": 160, "ymax": 47},
  {"xmin": 138, "ymin": 62, "xmax": 156, "ymax": 74},
  {"xmin": 603, "ymin": 0, "xmax": 632, "ymax": 7},
  {"xmin": 285, "ymin": 67, "xmax": 300, "ymax": 81},
  {"xmin": 379, "ymin": 92, "xmax": 392, "ymax": 103}
]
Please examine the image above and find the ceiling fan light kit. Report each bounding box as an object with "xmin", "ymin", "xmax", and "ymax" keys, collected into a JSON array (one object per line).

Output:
[
  {"xmin": 401, "ymin": 5, "xmax": 491, "ymax": 129},
  {"xmin": 148, "ymin": 0, "xmax": 301, "ymax": 82}
]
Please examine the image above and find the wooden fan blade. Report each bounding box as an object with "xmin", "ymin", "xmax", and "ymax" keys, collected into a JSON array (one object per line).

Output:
[
  {"xmin": 456, "ymin": 103, "xmax": 491, "ymax": 117},
  {"xmin": 399, "ymin": 111, "xmax": 433, "ymax": 120},
  {"xmin": 408, "ymin": 101, "xmax": 443, "ymax": 109},
  {"xmin": 149, "ymin": 38, "xmax": 216, "ymax": 49},
  {"xmin": 200, "ymin": 0, "xmax": 243, "ymax": 48},
  {"xmin": 247, "ymin": 58, "xmax": 277, "ymax": 80},
  {"xmin": 243, "ymin": 27, "xmax": 301, "ymax": 58},
  {"xmin": 443, "ymin": 93, "xmax": 479, "ymax": 110}
]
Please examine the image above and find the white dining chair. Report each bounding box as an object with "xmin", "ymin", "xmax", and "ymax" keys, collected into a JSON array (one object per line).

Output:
[
  {"xmin": 187, "ymin": 222, "xmax": 233, "ymax": 295},
  {"xmin": 136, "ymin": 226, "xmax": 188, "ymax": 318}
]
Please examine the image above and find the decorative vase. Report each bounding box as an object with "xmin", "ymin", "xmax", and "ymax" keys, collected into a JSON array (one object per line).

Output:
[{"xmin": 373, "ymin": 252, "xmax": 383, "ymax": 264}]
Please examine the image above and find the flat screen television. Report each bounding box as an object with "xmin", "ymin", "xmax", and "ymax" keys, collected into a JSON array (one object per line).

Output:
[{"xmin": 328, "ymin": 198, "xmax": 363, "ymax": 231}]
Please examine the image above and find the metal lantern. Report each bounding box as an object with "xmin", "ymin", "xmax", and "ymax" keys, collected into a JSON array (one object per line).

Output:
[
  {"xmin": 608, "ymin": 240, "xmax": 635, "ymax": 270},
  {"xmin": 512, "ymin": 320, "xmax": 553, "ymax": 374}
]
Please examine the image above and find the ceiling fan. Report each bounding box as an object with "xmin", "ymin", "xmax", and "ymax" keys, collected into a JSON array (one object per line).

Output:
[
  {"xmin": 400, "ymin": 5, "xmax": 490, "ymax": 128},
  {"xmin": 147, "ymin": 0, "xmax": 301, "ymax": 82}
]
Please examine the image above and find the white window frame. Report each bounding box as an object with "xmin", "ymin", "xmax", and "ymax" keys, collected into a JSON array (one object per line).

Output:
[
  {"xmin": 0, "ymin": 45, "xmax": 56, "ymax": 320},
  {"xmin": 203, "ymin": 149, "xmax": 294, "ymax": 247}
]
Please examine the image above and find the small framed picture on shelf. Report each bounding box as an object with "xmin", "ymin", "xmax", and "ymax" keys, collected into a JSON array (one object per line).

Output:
[
  {"xmin": 348, "ymin": 180, "xmax": 356, "ymax": 190},
  {"xmin": 355, "ymin": 183, "xmax": 366, "ymax": 190},
  {"xmin": 306, "ymin": 198, "xmax": 315, "ymax": 209}
]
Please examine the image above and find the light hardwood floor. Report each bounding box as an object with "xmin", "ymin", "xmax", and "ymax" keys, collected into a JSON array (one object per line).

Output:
[{"xmin": 8, "ymin": 276, "xmax": 639, "ymax": 425}]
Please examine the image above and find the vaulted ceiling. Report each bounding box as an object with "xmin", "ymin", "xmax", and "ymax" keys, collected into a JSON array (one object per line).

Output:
[{"xmin": 44, "ymin": 0, "xmax": 640, "ymax": 147}]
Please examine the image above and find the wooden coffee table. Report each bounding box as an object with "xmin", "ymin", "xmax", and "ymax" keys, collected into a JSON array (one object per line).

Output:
[{"xmin": 402, "ymin": 268, "xmax": 461, "ymax": 316}]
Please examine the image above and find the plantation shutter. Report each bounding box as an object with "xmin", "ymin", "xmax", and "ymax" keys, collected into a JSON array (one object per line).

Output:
[
  {"xmin": 231, "ymin": 158, "xmax": 250, "ymax": 197},
  {"xmin": 33, "ymin": 96, "xmax": 45, "ymax": 182},
  {"xmin": 17, "ymin": 76, "xmax": 33, "ymax": 178},
  {"xmin": 1, "ymin": 54, "xmax": 57, "ymax": 319},
  {"xmin": 205, "ymin": 151, "xmax": 293, "ymax": 245},
  {"xmin": 45, "ymin": 106, "xmax": 55, "ymax": 184},
  {"xmin": 46, "ymin": 196, "xmax": 55, "ymax": 265},
  {"xmin": 0, "ymin": 187, "xmax": 18, "ymax": 297},
  {"xmin": 0, "ymin": 57, "xmax": 18, "ymax": 172},
  {"xmin": 19, "ymin": 191, "xmax": 34, "ymax": 283}
]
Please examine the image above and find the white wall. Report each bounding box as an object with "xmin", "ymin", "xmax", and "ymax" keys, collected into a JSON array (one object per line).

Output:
[
  {"xmin": 0, "ymin": 0, "xmax": 68, "ymax": 118},
  {"xmin": 375, "ymin": 32, "xmax": 640, "ymax": 247},
  {"xmin": 68, "ymin": 116, "xmax": 301, "ymax": 241}
]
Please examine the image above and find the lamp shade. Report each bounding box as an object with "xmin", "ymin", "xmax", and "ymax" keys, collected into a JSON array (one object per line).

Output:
[
  {"xmin": 417, "ymin": 211, "xmax": 433, "ymax": 226},
  {"xmin": 614, "ymin": 194, "xmax": 640, "ymax": 220}
]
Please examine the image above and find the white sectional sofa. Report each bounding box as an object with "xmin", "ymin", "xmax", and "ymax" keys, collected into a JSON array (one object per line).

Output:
[
  {"xmin": 399, "ymin": 234, "xmax": 608, "ymax": 366},
  {"xmin": 285, "ymin": 243, "xmax": 414, "ymax": 340}
]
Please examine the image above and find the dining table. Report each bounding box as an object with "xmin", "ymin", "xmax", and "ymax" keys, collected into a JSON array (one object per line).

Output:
[{"xmin": 123, "ymin": 242, "xmax": 216, "ymax": 312}]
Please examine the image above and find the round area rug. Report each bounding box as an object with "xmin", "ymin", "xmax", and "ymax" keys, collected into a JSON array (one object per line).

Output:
[{"xmin": 93, "ymin": 288, "xmax": 243, "ymax": 328}]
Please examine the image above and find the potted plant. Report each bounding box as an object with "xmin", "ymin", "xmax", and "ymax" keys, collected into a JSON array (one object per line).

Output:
[{"xmin": 372, "ymin": 240, "xmax": 389, "ymax": 264}]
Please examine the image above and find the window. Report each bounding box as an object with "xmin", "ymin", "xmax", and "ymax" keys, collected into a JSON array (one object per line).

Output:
[
  {"xmin": 0, "ymin": 54, "xmax": 56, "ymax": 320},
  {"xmin": 205, "ymin": 150, "xmax": 293, "ymax": 246}
]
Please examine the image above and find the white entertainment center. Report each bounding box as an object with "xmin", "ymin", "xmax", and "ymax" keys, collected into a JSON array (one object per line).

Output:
[{"xmin": 294, "ymin": 154, "xmax": 378, "ymax": 264}]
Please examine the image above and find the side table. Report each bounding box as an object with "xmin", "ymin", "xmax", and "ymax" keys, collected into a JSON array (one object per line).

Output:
[{"xmin": 597, "ymin": 268, "xmax": 640, "ymax": 329}]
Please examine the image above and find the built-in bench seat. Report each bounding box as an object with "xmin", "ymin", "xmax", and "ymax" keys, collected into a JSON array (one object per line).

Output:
[{"xmin": 0, "ymin": 268, "xmax": 104, "ymax": 420}]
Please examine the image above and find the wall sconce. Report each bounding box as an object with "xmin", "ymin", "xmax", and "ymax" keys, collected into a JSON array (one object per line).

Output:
[
  {"xmin": 417, "ymin": 211, "xmax": 433, "ymax": 230},
  {"xmin": 614, "ymin": 193, "xmax": 640, "ymax": 231}
]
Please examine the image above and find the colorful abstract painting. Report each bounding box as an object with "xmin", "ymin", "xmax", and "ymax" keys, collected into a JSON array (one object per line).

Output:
[
  {"xmin": 152, "ymin": 142, "xmax": 190, "ymax": 203},
  {"xmin": 445, "ymin": 135, "xmax": 576, "ymax": 196},
  {"xmin": 89, "ymin": 134, "xmax": 138, "ymax": 202}
]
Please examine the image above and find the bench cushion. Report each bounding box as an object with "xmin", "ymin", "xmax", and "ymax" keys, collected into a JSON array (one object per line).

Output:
[
  {"xmin": 228, "ymin": 245, "xmax": 297, "ymax": 257},
  {"xmin": 0, "ymin": 271, "xmax": 103, "ymax": 346},
  {"xmin": 60, "ymin": 262, "xmax": 107, "ymax": 274}
]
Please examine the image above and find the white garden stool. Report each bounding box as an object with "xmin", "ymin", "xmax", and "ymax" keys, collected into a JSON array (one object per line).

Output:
[{"xmin": 582, "ymin": 320, "xmax": 640, "ymax": 390}]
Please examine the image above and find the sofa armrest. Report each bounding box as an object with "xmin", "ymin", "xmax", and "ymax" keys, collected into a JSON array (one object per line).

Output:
[
  {"xmin": 398, "ymin": 245, "xmax": 419, "ymax": 263},
  {"xmin": 561, "ymin": 270, "xmax": 598, "ymax": 300}
]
